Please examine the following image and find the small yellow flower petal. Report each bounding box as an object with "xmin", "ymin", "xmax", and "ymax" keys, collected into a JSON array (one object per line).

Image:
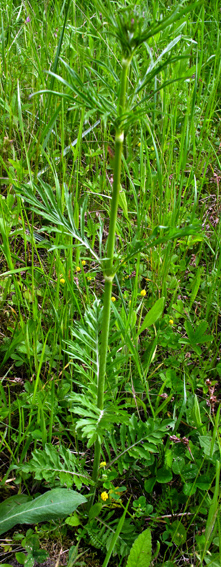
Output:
[
  {"xmin": 140, "ymin": 289, "xmax": 146, "ymax": 297},
  {"xmin": 76, "ymin": 266, "xmax": 81, "ymax": 272},
  {"xmin": 138, "ymin": 142, "xmax": 141, "ymax": 147},
  {"xmin": 101, "ymin": 491, "xmax": 109, "ymax": 502},
  {"xmin": 111, "ymin": 297, "xmax": 116, "ymax": 302},
  {"xmin": 81, "ymin": 260, "xmax": 86, "ymax": 266},
  {"xmin": 100, "ymin": 461, "xmax": 107, "ymax": 468},
  {"xmin": 169, "ymin": 319, "xmax": 174, "ymax": 325},
  {"xmin": 60, "ymin": 278, "xmax": 65, "ymax": 284}
]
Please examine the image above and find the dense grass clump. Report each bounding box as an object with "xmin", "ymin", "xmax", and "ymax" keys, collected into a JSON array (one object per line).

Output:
[{"xmin": 0, "ymin": 1, "xmax": 221, "ymax": 565}]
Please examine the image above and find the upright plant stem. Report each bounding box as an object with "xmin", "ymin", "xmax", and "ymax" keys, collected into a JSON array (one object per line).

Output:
[{"xmin": 90, "ymin": 56, "xmax": 131, "ymax": 505}]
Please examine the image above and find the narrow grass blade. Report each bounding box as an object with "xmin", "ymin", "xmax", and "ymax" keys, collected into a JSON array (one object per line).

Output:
[{"xmin": 102, "ymin": 499, "xmax": 130, "ymax": 567}]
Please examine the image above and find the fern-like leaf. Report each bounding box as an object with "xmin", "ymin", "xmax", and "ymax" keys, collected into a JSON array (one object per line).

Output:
[
  {"xmin": 65, "ymin": 299, "xmax": 102, "ymax": 396},
  {"xmin": 16, "ymin": 443, "xmax": 93, "ymax": 490},
  {"xmin": 69, "ymin": 394, "xmax": 129, "ymax": 448},
  {"xmin": 108, "ymin": 415, "xmax": 174, "ymax": 471}
]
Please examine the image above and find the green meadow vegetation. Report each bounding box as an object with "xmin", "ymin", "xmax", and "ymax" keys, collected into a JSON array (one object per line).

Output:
[{"xmin": 0, "ymin": 0, "xmax": 221, "ymax": 565}]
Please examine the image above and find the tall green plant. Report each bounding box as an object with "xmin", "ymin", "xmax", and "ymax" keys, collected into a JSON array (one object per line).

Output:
[
  {"xmin": 14, "ymin": 0, "xmax": 197, "ymax": 507},
  {"xmin": 91, "ymin": 46, "xmax": 131, "ymax": 505},
  {"xmin": 78, "ymin": 0, "xmax": 197, "ymax": 505}
]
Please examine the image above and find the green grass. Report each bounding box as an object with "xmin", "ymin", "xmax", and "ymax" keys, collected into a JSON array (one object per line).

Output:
[{"xmin": 0, "ymin": 0, "xmax": 221, "ymax": 566}]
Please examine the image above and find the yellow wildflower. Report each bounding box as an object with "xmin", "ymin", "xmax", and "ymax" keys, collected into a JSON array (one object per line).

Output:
[
  {"xmin": 140, "ymin": 289, "xmax": 146, "ymax": 297},
  {"xmin": 101, "ymin": 491, "xmax": 109, "ymax": 502},
  {"xmin": 138, "ymin": 142, "xmax": 141, "ymax": 147},
  {"xmin": 76, "ymin": 266, "xmax": 81, "ymax": 272},
  {"xmin": 100, "ymin": 461, "xmax": 107, "ymax": 468},
  {"xmin": 111, "ymin": 297, "xmax": 116, "ymax": 302},
  {"xmin": 81, "ymin": 260, "xmax": 86, "ymax": 266},
  {"xmin": 60, "ymin": 278, "xmax": 65, "ymax": 284},
  {"xmin": 169, "ymin": 319, "xmax": 174, "ymax": 326}
]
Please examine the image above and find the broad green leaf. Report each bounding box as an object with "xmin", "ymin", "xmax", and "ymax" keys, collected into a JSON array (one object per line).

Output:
[
  {"xmin": 196, "ymin": 475, "xmax": 213, "ymax": 491},
  {"xmin": 0, "ymin": 489, "xmax": 86, "ymax": 535},
  {"xmin": 199, "ymin": 436, "xmax": 218, "ymax": 457},
  {"xmin": 165, "ymin": 448, "xmax": 173, "ymax": 469},
  {"xmin": 172, "ymin": 457, "xmax": 185, "ymax": 475},
  {"xmin": 65, "ymin": 512, "xmax": 81, "ymax": 527},
  {"xmin": 144, "ymin": 478, "xmax": 156, "ymax": 493},
  {"xmin": 89, "ymin": 502, "xmax": 103, "ymax": 520},
  {"xmin": 183, "ymin": 483, "xmax": 196, "ymax": 496},
  {"xmin": 139, "ymin": 297, "xmax": 165, "ymax": 334},
  {"xmin": 156, "ymin": 467, "xmax": 173, "ymax": 484},
  {"xmin": 182, "ymin": 464, "xmax": 198, "ymax": 481},
  {"xmin": 0, "ymin": 494, "xmax": 32, "ymax": 518},
  {"xmin": 126, "ymin": 528, "xmax": 152, "ymax": 567},
  {"xmin": 15, "ymin": 552, "xmax": 26, "ymax": 564}
]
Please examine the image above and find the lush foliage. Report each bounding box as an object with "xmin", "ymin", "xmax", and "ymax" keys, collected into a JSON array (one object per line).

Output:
[{"xmin": 0, "ymin": 0, "xmax": 221, "ymax": 566}]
